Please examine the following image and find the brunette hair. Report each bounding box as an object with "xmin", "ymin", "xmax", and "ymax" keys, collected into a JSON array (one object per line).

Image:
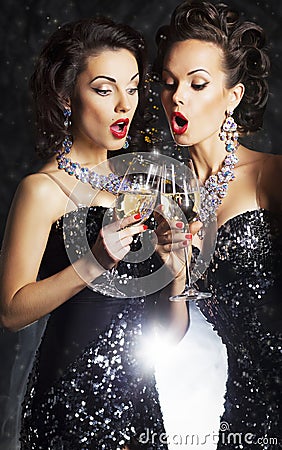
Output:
[
  {"xmin": 154, "ymin": 0, "xmax": 270, "ymax": 134},
  {"xmin": 30, "ymin": 17, "xmax": 148, "ymax": 159}
]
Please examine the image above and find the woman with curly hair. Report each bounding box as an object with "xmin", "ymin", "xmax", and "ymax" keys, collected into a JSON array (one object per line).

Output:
[
  {"xmin": 155, "ymin": 1, "xmax": 282, "ymax": 447},
  {"xmin": 0, "ymin": 16, "xmax": 191, "ymax": 450}
]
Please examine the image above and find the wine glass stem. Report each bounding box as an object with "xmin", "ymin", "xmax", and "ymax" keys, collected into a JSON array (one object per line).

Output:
[
  {"xmin": 107, "ymin": 266, "xmax": 117, "ymax": 286},
  {"xmin": 184, "ymin": 245, "xmax": 192, "ymax": 290}
]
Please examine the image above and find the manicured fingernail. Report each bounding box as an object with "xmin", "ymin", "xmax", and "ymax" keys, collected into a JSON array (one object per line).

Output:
[
  {"xmin": 176, "ymin": 222, "xmax": 184, "ymax": 229},
  {"xmin": 185, "ymin": 233, "xmax": 192, "ymax": 240},
  {"xmin": 134, "ymin": 213, "xmax": 141, "ymax": 220},
  {"xmin": 143, "ymin": 225, "xmax": 148, "ymax": 230},
  {"xmin": 182, "ymin": 240, "xmax": 188, "ymax": 246}
]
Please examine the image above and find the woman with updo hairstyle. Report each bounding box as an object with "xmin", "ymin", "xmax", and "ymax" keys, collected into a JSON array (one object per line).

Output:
[{"xmin": 155, "ymin": 0, "xmax": 282, "ymax": 447}]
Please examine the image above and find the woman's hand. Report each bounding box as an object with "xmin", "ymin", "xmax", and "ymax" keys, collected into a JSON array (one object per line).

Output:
[
  {"xmin": 91, "ymin": 214, "xmax": 147, "ymax": 270},
  {"xmin": 154, "ymin": 206, "xmax": 202, "ymax": 278}
]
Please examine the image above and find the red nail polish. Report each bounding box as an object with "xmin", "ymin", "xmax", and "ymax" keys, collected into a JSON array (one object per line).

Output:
[
  {"xmin": 176, "ymin": 222, "xmax": 183, "ymax": 229},
  {"xmin": 134, "ymin": 213, "xmax": 141, "ymax": 220},
  {"xmin": 182, "ymin": 240, "xmax": 188, "ymax": 246},
  {"xmin": 143, "ymin": 225, "xmax": 148, "ymax": 230},
  {"xmin": 185, "ymin": 233, "xmax": 192, "ymax": 240}
]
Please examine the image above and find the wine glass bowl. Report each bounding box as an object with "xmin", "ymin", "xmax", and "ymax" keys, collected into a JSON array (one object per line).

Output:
[
  {"xmin": 160, "ymin": 161, "xmax": 212, "ymax": 302},
  {"xmin": 115, "ymin": 156, "xmax": 161, "ymax": 226},
  {"xmin": 91, "ymin": 156, "xmax": 161, "ymax": 298},
  {"xmin": 160, "ymin": 179, "xmax": 198, "ymax": 225}
]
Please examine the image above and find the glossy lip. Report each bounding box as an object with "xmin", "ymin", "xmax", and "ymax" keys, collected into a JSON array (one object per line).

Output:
[
  {"xmin": 110, "ymin": 118, "xmax": 129, "ymax": 139},
  {"xmin": 171, "ymin": 112, "xmax": 188, "ymax": 135}
]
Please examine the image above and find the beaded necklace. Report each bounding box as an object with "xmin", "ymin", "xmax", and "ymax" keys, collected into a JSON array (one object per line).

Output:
[
  {"xmin": 204, "ymin": 148, "xmax": 239, "ymax": 210},
  {"xmin": 56, "ymin": 136, "xmax": 124, "ymax": 194},
  {"xmin": 57, "ymin": 117, "xmax": 239, "ymax": 215}
]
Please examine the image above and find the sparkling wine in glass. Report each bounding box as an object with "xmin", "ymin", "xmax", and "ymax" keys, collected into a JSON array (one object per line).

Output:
[
  {"xmin": 115, "ymin": 156, "xmax": 161, "ymax": 225},
  {"xmin": 161, "ymin": 161, "xmax": 212, "ymax": 301},
  {"xmin": 91, "ymin": 156, "xmax": 161, "ymax": 298}
]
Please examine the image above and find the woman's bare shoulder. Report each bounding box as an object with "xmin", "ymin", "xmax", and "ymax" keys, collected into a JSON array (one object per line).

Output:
[
  {"xmin": 242, "ymin": 148, "xmax": 282, "ymax": 174},
  {"xmin": 258, "ymin": 153, "xmax": 282, "ymax": 211},
  {"xmin": 13, "ymin": 172, "xmax": 65, "ymax": 223},
  {"xmin": 17, "ymin": 172, "xmax": 59, "ymax": 201},
  {"xmin": 269, "ymin": 153, "xmax": 282, "ymax": 166},
  {"xmin": 261, "ymin": 153, "xmax": 282, "ymax": 177}
]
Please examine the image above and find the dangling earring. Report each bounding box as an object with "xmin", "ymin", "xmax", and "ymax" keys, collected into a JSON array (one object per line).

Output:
[
  {"xmin": 63, "ymin": 107, "xmax": 71, "ymax": 129},
  {"xmin": 123, "ymin": 135, "xmax": 131, "ymax": 149},
  {"xmin": 203, "ymin": 110, "xmax": 240, "ymax": 212},
  {"xmin": 219, "ymin": 109, "xmax": 239, "ymax": 153}
]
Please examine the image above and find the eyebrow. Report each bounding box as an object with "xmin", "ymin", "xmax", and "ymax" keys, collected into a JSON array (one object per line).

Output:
[
  {"xmin": 90, "ymin": 72, "xmax": 139, "ymax": 83},
  {"xmin": 162, "ymin": 68, "xmax": 210, "ymax": 76},
  {"xmin": 187, "ymin": 69, "xmax": 210, "ymax": 76}
]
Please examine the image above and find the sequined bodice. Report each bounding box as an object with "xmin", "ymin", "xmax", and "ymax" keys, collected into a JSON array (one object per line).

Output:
[
  {"xmin": 201, "ymin": 209, "xmax": 282, "ymax": 339},
  {"xmin": 199, "ymin": 209, "xmax": 282, "ymax": 446},
  {"xmin": 36, "ymin": 206, "xmax": 159, "ymax": 396},
  {"xmin": 21, "ymin": 206, "xmax": 167, "ymax": 450}
]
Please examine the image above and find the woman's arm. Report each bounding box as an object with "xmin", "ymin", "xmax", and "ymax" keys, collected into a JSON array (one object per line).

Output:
[
  {"xmin": 0, "ymin": 174, "xmax": 145, "ymax": 332},
  {"xmin": 154, "ymin": 211, "xmax": 202, "ymax": 343},
  {"xmin": 0, "ymin": 174, "xmax": 102, "ymax": 331},
  {"xmin": 158, "ymin": 270, "xmax": 189, "ymax": 343}
]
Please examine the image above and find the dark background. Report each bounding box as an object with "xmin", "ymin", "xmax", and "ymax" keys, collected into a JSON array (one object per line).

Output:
[{"xmin": 0, "ymin": 1, "xmax": 281, "ymax": 449}]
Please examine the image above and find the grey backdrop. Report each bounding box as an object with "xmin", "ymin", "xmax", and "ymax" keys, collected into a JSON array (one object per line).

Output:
[{"xmin": 0, "ymin": 1, "xmax": 281, "ymax": 449}]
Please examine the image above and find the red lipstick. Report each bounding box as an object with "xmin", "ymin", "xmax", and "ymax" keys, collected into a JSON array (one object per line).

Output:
[
  {"xmin": 171, "ymin": 112, "xmax": 188, "ymax": 135},
  {"xmin": 110, "ymin": 118, "xmax": 129, "ymax": 139}
]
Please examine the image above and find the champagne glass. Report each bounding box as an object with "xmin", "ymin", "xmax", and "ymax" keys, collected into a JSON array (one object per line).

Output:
[
  {"xmin": 92, "ymin": 156, "xmax": 161, "ymax": 297},
  {"xmin": 90, "ymin": 206, "xmax": 128, "ymax": 298},
  {"xmin": 115, "ymin": 155, "xmax": 161, "ymax": 225},
  {"xmin": 160, "ymin": 161, "xmax": 212, "ymax": 301}
]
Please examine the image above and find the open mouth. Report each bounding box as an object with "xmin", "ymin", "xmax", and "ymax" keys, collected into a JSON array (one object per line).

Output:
[
  {"xmin": 171, "ymin": 112, "xmax": 188, "ymax": 135},
  {"xmin": 175, "ymin": 116, "xmax": 187, "ymax": 127},
  {"xmin": 110, "ymin": 118, "xmax": 129, "ymax": 138}
]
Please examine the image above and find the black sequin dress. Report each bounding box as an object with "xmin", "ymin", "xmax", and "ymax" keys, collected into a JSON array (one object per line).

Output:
[
  {"xmin": 199, "ymin": 209, "xmax": 282, "ymax": 449},
  {"xmin": 20, "ymin": 206, "xmax": 168, "ymax": 450}
]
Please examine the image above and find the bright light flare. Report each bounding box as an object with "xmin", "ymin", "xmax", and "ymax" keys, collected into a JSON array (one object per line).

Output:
[{"xmin": 137, "ymin": 329, "xmax": 176, "ymax": 369}]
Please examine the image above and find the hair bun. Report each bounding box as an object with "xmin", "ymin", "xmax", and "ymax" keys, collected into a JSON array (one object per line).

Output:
[
  {"xmin": 243, "ymin": 47, "xmax": 269, "ymax": 78},
  {"xmin": 239, "ymin": 23, "xmax": 266, "ymax": 48}
]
